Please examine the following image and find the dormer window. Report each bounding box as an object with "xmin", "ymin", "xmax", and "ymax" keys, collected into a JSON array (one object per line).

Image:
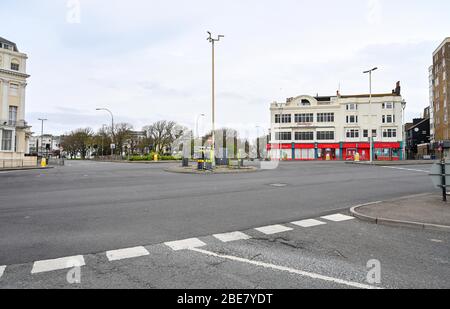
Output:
[
  {"xmin": 11, "ymin": 62, "xmax": 19, "ymax": 71},
  {"xmin": 301, "ymin": 99, "xmax": 311, "ymax": 106}
]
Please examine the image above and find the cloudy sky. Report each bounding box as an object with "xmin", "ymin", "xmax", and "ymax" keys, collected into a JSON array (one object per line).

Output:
[{"xmin": 1, "ymin": 0, "xmax": 449, "ymax": 136}]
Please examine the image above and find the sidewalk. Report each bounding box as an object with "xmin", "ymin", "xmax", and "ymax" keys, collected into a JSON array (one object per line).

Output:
[
  {"xmin": 346, "ymin": 160, "xmax": 437, "ymax": 166},
  {"xmin": 0, "ymin": 166, "xmax": 53, "ymax": 172},
  {"xmin": 351, "ymin": 193, "xmax": 450, "ymax": 232}
]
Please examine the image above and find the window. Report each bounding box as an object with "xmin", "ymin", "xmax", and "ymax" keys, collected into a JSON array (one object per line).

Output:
[
  {"xmin": 346, "ymin": 104, "xmax": 358, "ymax": 111},
  {"xmin": 383, "ymin": 129, "xmax": 397, "ymax": 138},
  {"xmin": 11, "ymin": 62, "xmax": 19, "ymax": 71},
  {"xmin": 1, "ymin": 130, "xmax": 13, "ymax": 151},
  {"xmin": 316, "ymin": 131, "xmax": 334, "ymax": 140},
  {"xmin": 382, "ymin": 115, "xmax": 394, "ymax": 124},
  {"xmin": 295, "ymin": 132, "xmax": 314, "ymax": 141},
  {"xmin": 372, "ymin": 129, "xmax": 377, "ymax": 137},
  {"xmin": 346, "ymin": 115, "xmax": 358, "ymax": 123},
  {"xmin": 275, "ymin": 114, "xmax": 281, "ymax": 124},
  {"xmin": 295, "ymin": 113, "xmax": 314, "ymax": 123},
  {"xmin": 363, "ymin": 130, "xmax": 369, "ymax": 138},
  {"xmin": 281, "ymin": 114, "xmax": 291, "ymax": 123},
  {"xmin": 346, "ymin": 129, "xmax": 359, "ymax": 138},
  {"xmin": 8, "ymin": 106, "xmax": 17, "ymax": 126},
  {"xmin": 301, "ymin": 99, "xmax": 311, "ymax": 106},
  {"xmin": 317, "ymin": 113, "xmax": 334, "ymax": 123},
  {"xmin": 382, "ymin": 102, "xmax": 394, "ymax": 109},
  {"xmin": 275, "ymin": 132, "xmax": 292, "ymax": 141}
]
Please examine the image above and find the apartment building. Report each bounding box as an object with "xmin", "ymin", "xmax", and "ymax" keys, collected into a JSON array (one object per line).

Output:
[
  {"xmin": 0, "ymin": 37, "xmax": 31, "ymax": 165},
  {"xmin": 431, "ymin": 37, "xmax": 450, "ymax": 155},
  {"xmin": 268, "ymin": 82, "xmax": 405, "ymax": 161}
]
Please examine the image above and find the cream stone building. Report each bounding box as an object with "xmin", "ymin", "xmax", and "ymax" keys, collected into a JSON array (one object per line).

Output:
[
  {"xmin": 0, "ymin": 37, "xmax": 33, "ymax": 167},
  {"xmin": 268, "ymin": 82, "xmax": 406, "ymax": 161}
]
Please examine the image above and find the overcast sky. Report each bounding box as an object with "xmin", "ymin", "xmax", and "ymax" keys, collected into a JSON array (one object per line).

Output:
[{"xmin": 1, "ymin": 0, "xmax": 449, "ymax": 136}]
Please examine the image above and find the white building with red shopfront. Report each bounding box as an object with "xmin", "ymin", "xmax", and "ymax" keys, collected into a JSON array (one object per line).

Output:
[{"xmin": 268, "ymin": 82, "xmax": 406, "ymax": 161}]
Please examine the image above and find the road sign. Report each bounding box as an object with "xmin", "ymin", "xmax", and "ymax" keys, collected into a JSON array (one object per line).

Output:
[
  {"xmin": 430, "ymin": 163, "xmax": 450, "ymax": 188},
  {"xmin": 430, "ymin": 162, "xmax": 450, "ymax": 201},
  {"xmin": 110, "ymin": 144, "xmax": 116, "ymax": 149}
]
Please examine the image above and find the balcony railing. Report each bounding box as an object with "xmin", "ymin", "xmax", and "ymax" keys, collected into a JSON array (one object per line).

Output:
[{"xmin": 0, "ymin": 119, "xmax": 28, "ymax": 128}]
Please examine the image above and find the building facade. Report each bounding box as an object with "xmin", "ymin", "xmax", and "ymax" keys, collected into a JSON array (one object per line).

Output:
[
  {"xmin": 268, "ymin": 82, "xmax": 405, "ymax": 161},
  {"xmin": 0, "ymin": 37, "xmax": 31, "ymax": 166},
  {"xmin": 405, "ymin": 107, "xmax": 431, "ymax": 160},
  {"xmin": 431, "ymin": 37, "xmax": 450, "ymax": 154}
]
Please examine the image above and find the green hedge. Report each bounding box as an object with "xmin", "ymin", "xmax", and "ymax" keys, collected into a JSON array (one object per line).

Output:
[{"xmin": 128, "ymin": 155, "xmax": 181, "ymax": 161}]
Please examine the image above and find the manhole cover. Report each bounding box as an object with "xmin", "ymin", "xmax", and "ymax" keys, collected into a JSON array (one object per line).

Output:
[{"xmin": 269, "ymin": 183, "xmax": 288, "ymax": 187}]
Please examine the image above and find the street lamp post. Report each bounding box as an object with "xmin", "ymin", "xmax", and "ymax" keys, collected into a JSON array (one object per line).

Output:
[
  {"xmin": 38, "ymin": 118, "xmax": 48, "ymax": 157},
  {"xmin": 363, "ymin": 67, "xmax": 378, "ymax": 163},
  {"xmin": 207, "ymin": 31, "xmax": 224, "ymax": 168},
  {"xmin": 256, "ymin": 125, "xmax": 261, "ymax": 160},
  {"xmin": 96, "ymin": 108, "xmax": 114, "ymax": 157},
  {"xmin": 401, "ymin": 100, "xmax": 407, "ymax": 160}
]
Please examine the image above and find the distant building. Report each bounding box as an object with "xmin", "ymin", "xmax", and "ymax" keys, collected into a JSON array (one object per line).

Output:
[
  {"xmin": 431, "ymin": 37, "xmax": 450, "ymax": 156},
  {"xmin": 268, "ymin": 82, "xmax": 406, "ymax": 161},
  {"xmin": 0, "ymin": 37, "xmax": 32, "ymax": 166},
  {"xmin": 28, "ymin": 135, "xmax": 62, "ymax": 155},
  {"xmin": 405, "ymin": 107, "xmax": 431, "ymax": 159}
]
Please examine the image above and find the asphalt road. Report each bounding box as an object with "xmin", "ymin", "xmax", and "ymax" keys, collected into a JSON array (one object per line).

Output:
[{"xmin": 0, "ymin": 160, "xmax": 436, "ymax": 266}]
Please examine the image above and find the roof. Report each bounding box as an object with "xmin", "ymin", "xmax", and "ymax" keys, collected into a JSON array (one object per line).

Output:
[
  {"xmin": 0, "ymin": 37, "xmax": 19, "ymax": 52},
  {"xmin": 433, "ymin": 37, "xmax": 450, "ymax": 56}
]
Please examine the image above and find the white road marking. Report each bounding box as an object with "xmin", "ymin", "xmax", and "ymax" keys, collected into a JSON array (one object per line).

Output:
[
  {"xmin": 106, "ymin": 246, "xmax": 150, "ymax": 261},
  {"xmin": 213, "ymin": 231, "xmax": 251, "ymax": 243},
  {"xmin": 0, "ymin": 266, "xmax": 6, "ymax": 278},
  {"xmin": 255, "ymin": 224, "xmax": 293, "ymax": 235},
  {"xmin": 31, "ymin": 255, "xmax": 85, "ymax": 274},
  {"xmin": 190, "ymin": 248, "xmax": 382, "ymax": 289},
  {"xmin": 165, "ymin": 238, "xmax": 207, "ymax": 251},
  {"xmin": 381, "ymin": 166, "xmax": 428, "ymax": 173},
  {"xmin": 291, "ymin": 219, "xmax": 327, "ymax": 228},
  {"xmin": 321, "ymin": 214, "xmax": 355, "ymax": 222}
]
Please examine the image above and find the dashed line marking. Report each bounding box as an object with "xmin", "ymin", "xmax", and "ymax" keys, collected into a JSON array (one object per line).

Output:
[
  {"xmin": 213, "ymin": 231, "xmax": 251, "ymax": 243},
  {"xmin": 321, "ymin": 214, "xmax": 355, "ymax": 222},
  {"xmin": 31, "ymin": 255, "xmax": 85, "ymax": 274},
  {"xmin": 190, "ymin": 247, "xmax": 382, "ymax": 290},
  {"xmin": 106, "ymin": 246, "xmax": 150, "ymax": 262},
  {"xmin": 0, "ymin": 266, "xmax": 6, "ymax": 278},
  {"xmin": 165, "ymin": 238, "xmax": 207, "ymax": 251},
  {"xmin": 291, "ymin": 219, "xmax": 327, "ymax": 228},
  {"xmin": 255, "ymin": 224, "xmax": 293, "ymax": 235}
]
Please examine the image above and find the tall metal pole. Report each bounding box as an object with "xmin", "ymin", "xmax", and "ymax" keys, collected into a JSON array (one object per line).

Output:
[
  {"xmin": 38, "ymin": 118, "xmax": 47, "ymax": 157},
  {"xmin": 364, "ymin": 67, "xmax": 378, "ymax": 163},
  {"xmin": 256, "ymin": 126, "xmax": 261, "ymax": 160},
  {"xmin": 96, "ymin": 108, "xmax": 114, "ymax": 156},
  {"xmin": 207, "ymin": 32, "xmax": 224, "ymax": 168}
]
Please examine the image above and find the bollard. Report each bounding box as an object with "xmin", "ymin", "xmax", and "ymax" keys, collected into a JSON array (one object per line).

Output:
[
  {"xmin": 154, "ymin": 154, "xmax": 158, "ymax": 162},
  {"xmin": 354, "ymin": 152, "xmax": 360, "ymax": 162},
  {"xmin": 41, "ymin": 158, "xmax": 47, "ymax": 168}
]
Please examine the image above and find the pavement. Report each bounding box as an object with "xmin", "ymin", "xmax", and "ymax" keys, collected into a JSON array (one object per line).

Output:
[
  {"xmin": 0, "ymin": 160, "xmax": 448, "ymax": 289},
  {"xmin": 351, "ymin": 193, "xmax": 450, "ymax": 231},
  {"xmin": 346, "ymin": 160, "xmax": 436, "ymax": 166},
  {"xmin": 165, "ymin": 165, "xmax": 258, "ymax": 174}
]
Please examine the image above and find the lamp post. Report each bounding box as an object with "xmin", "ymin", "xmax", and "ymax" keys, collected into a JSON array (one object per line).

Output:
[
  {"xmin": 96, "ymin": 108, "xmax": 114, "ymax": 156},
  {"xmin": 256, "ymin": 126, "xmax": 261, "ymax": 160},
  {"xmin": 38, "ymin": 118, "xmax": 48, "ymax": 157},
  {"xmin": 363, "ymin": 67, "xmax": 378, "ymax": 163},
  {"xmin": 401, "ymin": 100, "xmax": 407, "ymax": 160},
  {"xmin": 207, "ymin": 31, "xmax": 224, "ymax": 168}
]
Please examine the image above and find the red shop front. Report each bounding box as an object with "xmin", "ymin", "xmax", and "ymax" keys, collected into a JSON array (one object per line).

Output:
[
  {"xmin": 267, "ymin": 143, "xmax": 293, "ymax": 160},
  {"xmin": 317, "ymin": 143, "xmax": 340, "ymax": 160},
  {"xmin": 343, "ymin": 143, "xmax": 370, "ymax": 161},
  {"xmin": 294, "ymin": 144, "xmax": 315, "ymax": 161},
  {"xmin": 374, "ymin": 142, "xmax": 401, "ymax": 161}
]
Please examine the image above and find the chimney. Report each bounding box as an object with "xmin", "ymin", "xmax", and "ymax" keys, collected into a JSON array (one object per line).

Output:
[{"xmin": 392, "ymin": 81, "xmax": 401, "ymax": 96}]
